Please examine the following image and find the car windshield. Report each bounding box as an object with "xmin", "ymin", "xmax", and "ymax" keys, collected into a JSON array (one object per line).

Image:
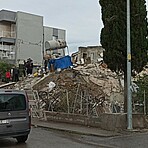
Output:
[{"xmin": 0, "ymin": 94, "xmax": 26, "ymax": 111}]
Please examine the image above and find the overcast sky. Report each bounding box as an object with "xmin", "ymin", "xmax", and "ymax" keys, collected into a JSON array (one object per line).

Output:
[
  {"xmin": 1, "ymin": 0, "xmax": 148, "ymax": 55},
  {"xmin": 1, "ymin": 0, "xmax": 103, "ymax": 54}
]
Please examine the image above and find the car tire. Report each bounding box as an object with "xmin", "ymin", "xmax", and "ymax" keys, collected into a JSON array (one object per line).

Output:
[{"xmin": 16, "ymin": 135, "xmax": 28, "ymax": 143}]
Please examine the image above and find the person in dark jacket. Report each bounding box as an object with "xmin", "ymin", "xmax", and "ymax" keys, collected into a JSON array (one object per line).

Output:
[
  {"xmin": 12, "ymin": 66, "xmax": 19, "ymax": 82},
  {"xmin": 26, "ymin": 58, "xmax": 33, "ymax": 75}
]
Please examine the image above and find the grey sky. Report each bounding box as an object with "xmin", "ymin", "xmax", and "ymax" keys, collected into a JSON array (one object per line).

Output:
[
  {"xmin": 1, "ymin": 0, "xmax": 148, "ymax": 54},
  {"xmin": 1, "ymin": 0, "xmax": 102, "ymax": 54}
]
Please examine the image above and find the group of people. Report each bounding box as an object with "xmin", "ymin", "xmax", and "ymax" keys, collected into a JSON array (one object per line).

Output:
[
  {"xmin": 5, "ymin": 66, "xmax": 19, "ymax": 83},
  {"xmin": 5, "ymin": 58, "xmax": 34, "ymax": 83},
  {"xmin": 23, "ymin": 58, "xmax": 34, "ymax": 76}
]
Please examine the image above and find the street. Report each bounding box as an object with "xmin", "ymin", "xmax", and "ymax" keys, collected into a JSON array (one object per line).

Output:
[
  {"xmin": 0, "ymin": 127, "xmax": 148, "ymax": 148},
  {"xmin": 0, "ymin": 127, "xmax": 99, "ymax": 148},
  {"xmin": 79, "ymin": 132, "xmax": 148, "ymax": 148}
]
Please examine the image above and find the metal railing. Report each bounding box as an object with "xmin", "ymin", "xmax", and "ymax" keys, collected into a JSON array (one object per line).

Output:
[{"xmin": 0, "ymin": 45, "xmax": 15, "ymax": 60}]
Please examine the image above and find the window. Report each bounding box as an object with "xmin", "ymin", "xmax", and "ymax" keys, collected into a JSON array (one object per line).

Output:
[
  {"xmin": 90, "ymin": 53, "xmax": 95, "ymax": 61},
  {"xmin": 0, "ymin": 94, "xmax": 26, "ymax": 111}
]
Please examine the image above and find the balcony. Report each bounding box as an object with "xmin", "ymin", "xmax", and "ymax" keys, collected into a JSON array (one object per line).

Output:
[
  {"xmin": 0, "ymin": 30, "xmax": 16, "ymax": 38},
  {"xmin": 0, "ymin": 31, "xmax": 16, "ymax": 44},
  {"xmin": 0, "ymin": 44, "xmax": 15, "ymax": 60}
]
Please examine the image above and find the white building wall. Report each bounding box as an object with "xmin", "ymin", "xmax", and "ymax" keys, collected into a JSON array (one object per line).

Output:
[
  {"xmin": 44, "ymin": 26, "xmax": 53, "ymax": 41},
  {"xmin": 58, "ymin": 29, "xmax": 66, "ymax": 40},
  {"xmin": 16, "ymin": 11, "xmax": 43, "ymax": 65}
]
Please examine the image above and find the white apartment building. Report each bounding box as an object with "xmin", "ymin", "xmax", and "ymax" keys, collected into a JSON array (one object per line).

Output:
[{"xmin": 0, "ymin": 9, "xmax": 66, "ymax": 65}]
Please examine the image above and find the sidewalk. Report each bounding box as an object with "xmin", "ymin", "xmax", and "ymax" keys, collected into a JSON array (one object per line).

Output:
[{"xmin": 31, "ymin": 117, "xmax": 121, "ymax": 137}]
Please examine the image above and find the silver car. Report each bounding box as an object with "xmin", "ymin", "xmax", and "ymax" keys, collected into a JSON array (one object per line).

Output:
[{"xmin": 0, "ymin": 89, "xmax": 31, "ymax": 143}]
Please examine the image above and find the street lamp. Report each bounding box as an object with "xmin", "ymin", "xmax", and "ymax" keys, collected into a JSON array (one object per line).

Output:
[{"xmin": 127, "ymin": 0, "xmax": 132, "ymax": 130}]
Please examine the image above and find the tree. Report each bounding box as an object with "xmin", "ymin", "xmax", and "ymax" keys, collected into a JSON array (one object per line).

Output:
[
  {"xmin": 133, "ymin": 74, "xmax": 148, "ymax": 114},
  {"xmin": 99, "ymin": 0, "xmax": 148, "ymax": 112}
]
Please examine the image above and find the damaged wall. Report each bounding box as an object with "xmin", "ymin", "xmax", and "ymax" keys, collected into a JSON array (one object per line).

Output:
[{"xmin": 71, "ymin": 46, "xmax": 104, "ymax": 65}]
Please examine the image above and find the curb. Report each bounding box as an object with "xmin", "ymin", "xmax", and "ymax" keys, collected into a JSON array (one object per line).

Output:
[{"xmin": 31, "ymin": 121, "xmax": 120, "ymax": 137}]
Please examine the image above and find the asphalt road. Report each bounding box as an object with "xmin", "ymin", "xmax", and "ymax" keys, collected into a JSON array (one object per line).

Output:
[
  {"xmin": 1, "ymin": 127, "xmax": 148, "ymax": 148},
  {"xmin": 0, "ymin": 127, "xmax": 99, "ymax": 148}
]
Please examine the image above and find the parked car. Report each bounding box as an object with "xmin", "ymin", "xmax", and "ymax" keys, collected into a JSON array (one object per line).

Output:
[{"xmin": 0, "ymin": 89, "xmax": 31, "ymax": 143}]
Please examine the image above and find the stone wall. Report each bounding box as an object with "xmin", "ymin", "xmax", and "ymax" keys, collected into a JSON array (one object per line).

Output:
[{"xmin": 43, "ymin": 111, "xmax": 148, "ymax": 131}]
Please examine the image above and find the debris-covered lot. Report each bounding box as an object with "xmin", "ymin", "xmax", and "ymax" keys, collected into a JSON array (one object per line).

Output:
[{"xmin": 14, "ymin": 62, "xmax": 126, "ymax": 116}]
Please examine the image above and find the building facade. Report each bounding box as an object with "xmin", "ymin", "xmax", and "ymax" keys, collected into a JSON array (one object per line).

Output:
[
  {"xmin": 44, "ymin": 26, "xmax": 66, "ymax": 57},
  {"xmin": 71, "ymin": 46, "xmax": 104, "ymax": 65},
  {"xmin": 0, "ymin": 10, "xmax": 66, "ymax": 65}
]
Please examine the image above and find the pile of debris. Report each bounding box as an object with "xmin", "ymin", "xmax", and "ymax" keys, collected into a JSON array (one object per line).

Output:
[
  {"xmin": 13, "ymin": 62, "xmax": 148, "ymax": 117},
  {"xmin": 24, "ymin": 62, "xmax": 123, "ymax": 116}
]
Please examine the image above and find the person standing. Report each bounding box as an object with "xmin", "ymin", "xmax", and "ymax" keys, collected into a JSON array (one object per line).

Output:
[
  {"xmin": 30, "ymin": 59, "xmax": 33, "ymax": 74},
  {"xmin": 5, "ymin": 70, "xmax": 11, "ymax": 83},
  {"xmin": 26, "ymin": 58, "xmax": 33, "ymax": 75},
  {"xmin": 12, "ymin": 66, "xmax": 19, "ymax": 82},
  {"xmin": 44, "ymin": 59, "xmax": 48, "ymax": 73}
]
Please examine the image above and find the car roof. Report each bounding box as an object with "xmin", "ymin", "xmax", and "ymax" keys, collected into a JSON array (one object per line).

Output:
[{"xmin": 0, "ymin": 89, "xmax": 26, "ymax": 94}]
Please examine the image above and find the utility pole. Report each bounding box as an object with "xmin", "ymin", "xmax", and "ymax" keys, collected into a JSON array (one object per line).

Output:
[
  {"xmin": 127, "ymin": 0, "xmax": 132, "ymax": 130},
  {"xmin": 42, "ymin": 32, "xmax": 45, "ymax": 67}
]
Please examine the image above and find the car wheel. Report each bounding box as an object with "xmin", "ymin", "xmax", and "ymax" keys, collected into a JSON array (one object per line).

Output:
[{"xmin": 16, "ymin": 135, "xmax": 28, "ymax": 143}]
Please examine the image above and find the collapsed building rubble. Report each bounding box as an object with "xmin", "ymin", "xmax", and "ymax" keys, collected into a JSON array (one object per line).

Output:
[{"xmin": 13, "ymin": 61, "xmax": 125, "ymax": 117}]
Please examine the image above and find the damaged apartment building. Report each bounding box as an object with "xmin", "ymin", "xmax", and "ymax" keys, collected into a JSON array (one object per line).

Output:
[
  {"xmin": 71, "ymin": 46, "xmax": 105, "ymax": 65},
  {"xmin": 0, "ymin": 9, "xmax": 66, "ymax": 65}
]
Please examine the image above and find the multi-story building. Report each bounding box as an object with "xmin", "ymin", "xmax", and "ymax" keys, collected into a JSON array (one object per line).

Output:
[{"xmin": 0, "ymin": 9, "xmax": 66, "ymax": 65}]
